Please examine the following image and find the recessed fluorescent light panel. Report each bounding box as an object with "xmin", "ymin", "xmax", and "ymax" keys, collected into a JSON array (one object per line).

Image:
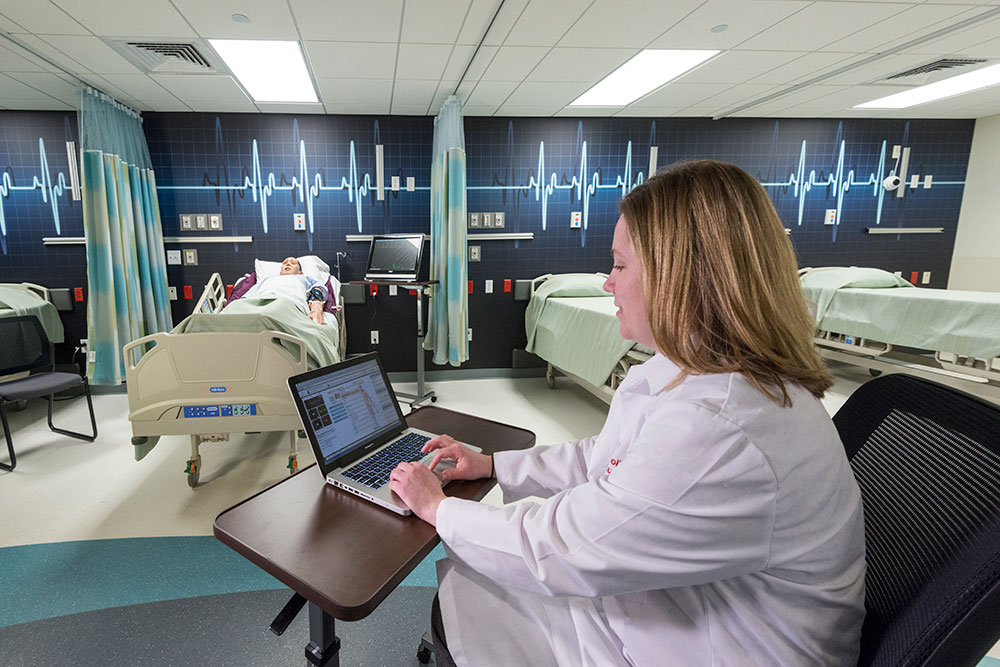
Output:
[
  {"xmin": 209, "ymin": 39, "xmax": 317, "ymax": 103},
  {"xmin": 570, "ymin": 49, "xmax": 719, "ymax": 107},
  {"xmin": 855, "ymin": 62, "xmax": 1000, "ymax": 109}
]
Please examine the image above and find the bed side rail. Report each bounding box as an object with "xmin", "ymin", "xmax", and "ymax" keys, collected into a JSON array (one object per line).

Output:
[
  {"xmin": 0, "ymin": 282, "xmax": 51, "ymax": 302},
  {"xmin": 194, "ymin": 273, "xmax": 226, "ymax": 314},
  {"xmin": 529, "ymin": 272, "xmax": 609, "ymax": 297}
]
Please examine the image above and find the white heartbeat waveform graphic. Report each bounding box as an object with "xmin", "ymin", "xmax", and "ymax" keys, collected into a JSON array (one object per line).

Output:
[
  {"xmin": 0, "ymin": 125, "xmax": 968, "ymax": 254},
  {"xmin": 0, "ymin": 138, "xmax": 72, "ymax": 245}
]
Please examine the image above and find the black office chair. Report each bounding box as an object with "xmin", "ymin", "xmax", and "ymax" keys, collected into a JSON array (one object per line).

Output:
[
  {"xmin": 833, "ymin": 373, "xmax": 1000, "ymax": 667},
  {"xmin": 0, "ymin": 315, "xmax": 97, "ymax": 471}
]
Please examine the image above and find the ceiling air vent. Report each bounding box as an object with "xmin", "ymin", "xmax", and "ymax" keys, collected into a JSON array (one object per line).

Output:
[
  {"xmin": 107, "ymin": 40, "xmax": 222, "ymax": 74},
  {"xmin": 879, "ymin": 58, "xmax": 989, "ymax": 84}
]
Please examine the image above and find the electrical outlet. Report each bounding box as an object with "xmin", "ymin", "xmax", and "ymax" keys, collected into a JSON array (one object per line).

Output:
[
  {"xmin": 294, "ymin": 213, "xmax": 306, "ymax": 231},
  {"xmin": 209, "ymin": 213, "xmax": 222, "ymax": 230},
  {"xmin": 183, "ymin": 249, "xmax": 198, "ymax": 265},
  {"xmin": 166, "ymin": 250, "xmax": 182, "ymax": 265},
  {"xmin": 824, "ymin": 209, "xmax": 836, "ymax": 225},
  {"xmin": 467, "ymin": 328, "xmax": 472, "ymax": 342},
  {"xmin": 195, "ymin": 214, "xmax": 207, "ymax": 230},
  {"xmin": 180, "ymin": 214, "xmax": 193, "ymax": 230},
  {"xmin": 494, "ymin": 212, "xmax": 505, "ymax": 228},
  {"xmin": 485, "ymin": 279, "xmax": 493, "ymax": 294},
  {"xmin": 389, "ymin": 284, "xmax": 398, "ymax": 296},
  {"xmin": 168, "ymin": 286, "xmax": 178, "ymax": 300},
  {"xmin": 570, "ymin": 212, "xmax": 582, "ymax": 229},
  {"xmin": 922, "ymin": 271, "xmax": 931, "ymax": 284},
  {"xmin": 468, "ymin": 212, "xmax": 480, "ymax": 228},
  {"xmin": 469, "ymin": 245, "xmax": 481, "ymax": 262},
  {"xmin": 79, "ymin": 338, "xmax": 88, "ymax": 353},
  {"xmin": 482, "ymin": 212, "xmax": 494, "ymax": 228},
  {"xmin": 370, "ymin": 330, "xmax": 379, "ymax": 345}
]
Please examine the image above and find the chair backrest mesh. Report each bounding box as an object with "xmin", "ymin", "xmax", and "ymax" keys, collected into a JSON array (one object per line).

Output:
[
  {"xmin": 0, "ymin": 316, "xmax": 50, "ymax": 376},
  {"xmin": 834, "ymin": 374, "xmax": 1000, "ymax": 667}
]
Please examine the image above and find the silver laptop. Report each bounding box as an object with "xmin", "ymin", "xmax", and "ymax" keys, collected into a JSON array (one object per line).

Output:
[
  {"xmin": 288, "ymin": 352, "xmax": 480, "ymax": 515},
  {"xmin": 364, "ymin": 234, "xmax": 424, "ymax": 282}
]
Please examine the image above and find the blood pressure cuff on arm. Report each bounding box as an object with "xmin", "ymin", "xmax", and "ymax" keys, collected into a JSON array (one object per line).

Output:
[{"xmin": 307, "ymin": 284, "xmax": 327, "ymax": 303}]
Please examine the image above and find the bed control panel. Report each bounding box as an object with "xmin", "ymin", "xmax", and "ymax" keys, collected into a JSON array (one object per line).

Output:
[{"xmin": 183, "ymin": 404, "xmax": 257, "ymax": 418}]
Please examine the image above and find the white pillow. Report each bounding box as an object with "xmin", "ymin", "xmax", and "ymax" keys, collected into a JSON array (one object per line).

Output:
[{"xmin": 254, "ymin": 255, "xmax": 330, "ymax": 285}]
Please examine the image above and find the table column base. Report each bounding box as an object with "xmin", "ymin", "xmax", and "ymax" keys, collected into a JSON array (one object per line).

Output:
[{"xmin": 305, "ymin": 602, "xmax": 341, "ymax": 667}]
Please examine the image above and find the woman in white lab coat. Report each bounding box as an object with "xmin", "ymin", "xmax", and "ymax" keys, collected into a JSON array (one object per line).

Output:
[{"xmin": 391, "ymin": 160, "xmax": 866, "ymax": 666}]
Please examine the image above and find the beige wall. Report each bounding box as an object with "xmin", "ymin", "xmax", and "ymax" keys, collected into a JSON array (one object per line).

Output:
[{"xmin": 950, "ymin": 113, "xmax": 1000, "ymax": 291}]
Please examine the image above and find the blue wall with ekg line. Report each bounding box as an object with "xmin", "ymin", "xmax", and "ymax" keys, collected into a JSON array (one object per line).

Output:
[{"xmin": 0, "ymin": 110, "xmax": 975, "ymax": 371}]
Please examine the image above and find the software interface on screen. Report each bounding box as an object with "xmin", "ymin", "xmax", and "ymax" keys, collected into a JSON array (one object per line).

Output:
[
  {"xmin": 368, "ymin": 237, "xmax": 421, "ymax": 274},
  {"xmin": 297, "ymin": 360, "xmax": 400, "ymax": 465}
]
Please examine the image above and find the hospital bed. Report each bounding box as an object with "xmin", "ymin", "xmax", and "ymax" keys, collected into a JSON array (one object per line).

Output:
[
  {"xmin": 801, "ymin": 266, "xmax": 1000, "ymax": 403},
  {"xmin": 0, "ymin": 282, "xmax": 64, "ymax": 344},
  {"xmin": 525, "ymin": 273, "xmax": 652, "ymax": 403},
  {"xmin": 124, "ymin": 265, "xmax": 346, "ymax": 487}
]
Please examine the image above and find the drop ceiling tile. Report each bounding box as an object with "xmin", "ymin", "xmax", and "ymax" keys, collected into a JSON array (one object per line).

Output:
[
  {"xmin": 739, "ymin": 2, "xmax": 907, "ymax": 52},
  {"xmin": 0, "ymin": 43, "xmax": 54, "ymax": 73},
  {"xmin": 150, "ymin": 74, "xmax": 252, "ymax": 106},
  {"xmin": 98, "ymin": 73, "xmax": 189, "ymax": 108},
  {"xmin": 2, "ymin": 98, "xmax": 74, "ymax": 110},
  {"xmin": 443, "ymin": 45, "xmax": 477, "ymax": 80},
  {"xmin": 613, "ymin": 106, "xmax": 685, "ymax": 117},
  {"xmin": 0, "ymin": 12, "xmax": 26, "ymax": 33},
  {"xmin": 430, "ymin": 83, "xmax": 459, "ymax": 113},
  {"xmin": 746, "ymin": 52, "xmax": 865, "ymax": 86},
  {"xmin": 493, "ymin": 104, "xmax": 559, "ymax": 116},
  {"xmin": 554, "ymin": 107, "xmax": 617, "ymax": 116},
  {"xmin": 904, "ymin": 15, "xmax": 1000, "ymax": 55},
  {"xmin": 6, "ymin": 72, "xmax": 79, "ymax": 104},
  {"xmin": 944, "ymin": 34, "xmax": 1000, "ymax": 59},
  {"xmin": 558, "ymin": 0, "xmax": 704, "ymax": 48},
  {"xmin": 778, "ymin": 84, "xmax": 907, "ymax": 115},
  {"xmin": 820, "ymin": 53, "xmax": 941, "ymax": 86},
  {"xmin": 289, "ymin": 0, "xmax": 403, "ymax": 42},
  {"xmin": 478, "ymin": 0, "xmax": 529, "ymax": 46},
  {"xmin": 689, "ymin": 84, "xmax": 785, "ymax": 116},
  {"xmin": 170, "ymin": 0, "xmax": 299, "ymax": 40},
  {"xmin": 395, "ymin": 44, "xmax": 452, "ymax": 81},
  {"xmin": 819, "ymin": 4, "xmax": 982, "ymax": 54},
  {"xmin": 526, "ymin": 48, "xmax": 635, "ymax": 83},
  {"xmin": 316, "ymin": 78, "xmax": 393, "ymax": 109},
  {"xmin": 631, "ymin": 82, "xmax": 732, "ymax": 108},
  {"xmin": 255, "ymin": 103, "xmax": 326, "ymax": 114},
  {"xmin": 10, "ymin": 34, "xmax": 89, "ymax": 73},
  {"xmin": 38, "ymin": 35, "xmax": 143, "ymax": 74},
  {"xmin": 391, "ymin": 79, "xmax": 439, "ymax": 108},
  {"xmin": 462, "ymin": 80, "xmax": 518, "ymax": 106},
  {"xmin": 305, "ymin": 42, "xmax": 398, "ymax": 79},
  {"xmin": 455, "ymin": 45, "xmax": 498, "ymax": 81},
  {"xmin": 51, "ymin": 0, "xmax": 196, "ymax": 38},
  {"xmin": 481, "ymin": 46, "xmax": 549, "ymax": 81},
  {"xmin": 504, "ymin": 0, "xmax": 589, "ymax": 47},
  {"xmin": 504, "ymin": 81, "xmax": 589, "ymax": 107},
  {"xmin": 401, "ymin": 0, "xmax": 470, "ymax": 43},
  {"xmin": 390, "ymin": 104, "xmax": 431, "ymax": 115},
  {"xmin": 460, "ymin": 104, "xmax": 499, "ymax": 116},
  {"xmin": 679, "ymin": 51, "xmax": 805, "ymax": 85},
  {"xmin": 325, "ymin": 103, "xmax": 388, "ymax": 114},
  {"xmin": 648, "ymin": 0, "xmax": 809, "ymax": 50},
  {"xmin": 0, "ymin": 1, "xmax": 88, "ymax": 35},
  {"xmin": 0, "ymin": 73, "xmax": 56, "ymax": 98}
]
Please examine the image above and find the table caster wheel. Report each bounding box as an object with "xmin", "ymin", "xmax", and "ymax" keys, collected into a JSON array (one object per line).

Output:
[
  {"xmin": 431, "ymin": 395, "xmax": 438, "ymax": 403},
  {"xmin": 287, "ymin": 455, "xmax": 298, "ymax": 474},
  {"xmin": 417, "ymin": 647, "xmax": 431, "ymax": 664},
  {"xmin": 185, "ymin": 460, "xmax": 200, "ymax": 487}
]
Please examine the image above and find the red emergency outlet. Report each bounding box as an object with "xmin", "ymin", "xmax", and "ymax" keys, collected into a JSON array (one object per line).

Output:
[
  {"xmin": 468, "ymin": 280, "xmax": 473, "ymax": 294},
  {"xmin": 503, "ymin": 279, "xmax": 512, "ymax": 293},
  {"xmin": 226, "ymin": 284, "xmax": 234, "ymax": 298},
  {"xmin": 369, "ymin": 284, "xmax": 378, "ymax": 296},
  {"xmin": 909, "ymin": 271, "xmax": 919, "ymax": 285},
  {"xmin": 183, "ymin": 285, "xmax": 193, "ymax": 300},
  {"xmin": 73, "ymin": 287, "xmax": 84, "ymax": 302}
]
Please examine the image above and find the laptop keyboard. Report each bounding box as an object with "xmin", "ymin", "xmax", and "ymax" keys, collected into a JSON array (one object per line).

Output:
[{"xmin": 342, "ymin": 432, "xmax": 431, "ymax": 489}]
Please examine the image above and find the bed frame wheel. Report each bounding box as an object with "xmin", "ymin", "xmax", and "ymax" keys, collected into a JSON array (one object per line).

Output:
[
  {"xmin": 546, "ymin": 372, "xmax": 556, "ymax": 389},
  {"xmin": 287, "ymin": 455, "xmax": 298, "ymax": 474},
  {"xmin": 417, "ymin": 647, "xmax": 432, "ymax": 664},
  {"xmin": 185, "ymin": 458, "xmax": 200, "ymax": 487}
]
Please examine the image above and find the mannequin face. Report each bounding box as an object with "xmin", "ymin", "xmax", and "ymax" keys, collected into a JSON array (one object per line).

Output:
[
  {"xmin": 279, "ymin": 257, "xmax": 302, "ymax": 275},
  {"xmin": 603, "ymin": 215, "xmax": 655, "ymax": 348}
]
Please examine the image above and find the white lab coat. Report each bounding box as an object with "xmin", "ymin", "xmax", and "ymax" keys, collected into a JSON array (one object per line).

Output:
[{"xmin": 435, "ymin": 354, "xmax": 865, "ymax": 666}]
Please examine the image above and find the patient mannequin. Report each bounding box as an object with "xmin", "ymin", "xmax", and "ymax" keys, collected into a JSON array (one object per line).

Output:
[{"xmin": 243, "ymin": 257, "xmax": 327, "ymax": 325}]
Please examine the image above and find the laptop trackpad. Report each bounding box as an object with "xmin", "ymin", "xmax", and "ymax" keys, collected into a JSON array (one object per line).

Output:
[{"xmin": 431, "ymin": 458, "xmax": 457, "ymax": 486}]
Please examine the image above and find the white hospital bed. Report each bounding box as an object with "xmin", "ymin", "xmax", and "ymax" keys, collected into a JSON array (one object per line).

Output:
[
  {"xmin": 526, "ymin": 273, "xmax": 652, "ymax": 404},
  {"xmin": 801, "ymin": 266, "xmax": 1000, "ymax": 403},
  {"xmin": 124, "ymin": 272, "xmax": 346, "ymax": 487},
  {"xmin": 0, "ymin": 283, "xmax": 65, "ymax": 407}
]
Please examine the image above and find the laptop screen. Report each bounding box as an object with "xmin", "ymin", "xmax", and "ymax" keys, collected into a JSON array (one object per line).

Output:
[
  {"xmin": 365, "ymin": 234, "xmax": 424, "ymax": 280},
  {"xmin": 290, "ymin": 355, "xmax": 405, "ymax": 469}
]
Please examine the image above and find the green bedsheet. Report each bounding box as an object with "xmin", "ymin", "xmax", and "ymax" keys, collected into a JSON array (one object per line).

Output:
[
  {"xmin": 0, "ymin": 286, "xmax": 64, "ymax": 344},
  {"xmin": 526, "ymin": 293, "xmax": 636, "ymax": 387},
  {"xmin": 172, "ymin": 296, "xmax": 340, "ymax": 369},
  {"xmin": 801, "ymin": 284, "xmax": 1000, "ymax": 359}
]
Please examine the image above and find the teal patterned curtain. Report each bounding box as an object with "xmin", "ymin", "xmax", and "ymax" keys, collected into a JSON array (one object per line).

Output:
[
  {"xmin": 78, "ymin": 87, "xmax": 172, "ymax": 385},
  {"xmin": 425, "ymin": 95, "xmax": 468, "ymax": 366}
]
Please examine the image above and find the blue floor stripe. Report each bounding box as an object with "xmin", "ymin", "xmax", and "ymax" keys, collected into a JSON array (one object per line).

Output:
[{"xmin": 0, "ymin": 537, "xmax": 445, "ymax": 627}]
